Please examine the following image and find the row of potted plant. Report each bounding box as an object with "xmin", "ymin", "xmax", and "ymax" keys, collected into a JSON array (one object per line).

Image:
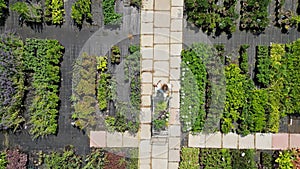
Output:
[{"xmin": 23, "ymin": 38, "xmax": 64, "ymax": 139}]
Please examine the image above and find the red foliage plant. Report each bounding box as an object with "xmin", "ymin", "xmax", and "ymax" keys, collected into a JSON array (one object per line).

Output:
[
  {"xmin": 6, "ymin": 148, "xmax": 28, "ymax": 169},
  {"xmin": 104, "ymin": 151, "xmax": 126, "ymax": 169},
  {"xmin": 293, "ymin": 148, "xmax": 300, "ymax": 169}
]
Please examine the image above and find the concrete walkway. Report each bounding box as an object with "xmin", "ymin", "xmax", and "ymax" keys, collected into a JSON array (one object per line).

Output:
[
  {"xmin": 139, "ymin": 0, "xmax": 183, "ymax": 168},
  {"xmin": 188, "ymin": 132, "xmax": 300, "ymax": 150}
]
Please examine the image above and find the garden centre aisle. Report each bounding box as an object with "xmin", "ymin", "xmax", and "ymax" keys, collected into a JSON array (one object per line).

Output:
[{"xmin": 139, "ymin": 0, "xmax": 183, "ymax": 168}]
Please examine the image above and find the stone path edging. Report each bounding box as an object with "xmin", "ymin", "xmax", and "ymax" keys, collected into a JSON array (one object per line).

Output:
[{"xmin": 188, "ymin": 132, "xmax": 300, "ymax": 150}]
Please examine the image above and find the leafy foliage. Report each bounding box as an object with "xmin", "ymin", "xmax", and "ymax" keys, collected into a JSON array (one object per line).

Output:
[
  {"xmin": 83, "ymin": 148, "xmax": 106, "ymax": 169},
  {"xmin": 181, "ymin": 44, "xmax": 208, "ymax": 132},
  {"xmin": 124, "ymin": 49, "xmax": 141, "ymax": 110},
  {"xmin": 255, "ymin": 45, "xmax": 272, "ymax": 87},
  {"xmin": 185, "ymin": 0, "xmax": 238, "ymax": 35},
  {"xmin": 45, "ymin": 0, "xmax": 65, "ymax": 25},
  {"xmin": 200, "ymin": 149, "xmax": 232, "ymax": 168},
  {"xmin": 130, "ymin": 0, "xmax": 142, "ymax": 8},
  {"xmin": 11, "ymin": 2, "xmax": 43, "ymax": 24},
  {"xmin": 180, "ymin": 63, "xmax": 200, "ymax": 132},
  {"xmin": 0, "ymin": 0, "xmax": 8, "ymax": 25},
  {"xmin": 275, "ymin": 151, "xmax": 294, "ymax": 169},
  {"xmin": 102, "ymin": 0, "xmax": 122, "ymax": 25},
  {"xmin": 96, "ymin": 56, "xmax": 108, "ymax": 72},
  {"xmin": 111, "ymin": 46, "xmax": 121, "ymax": 64},
  {"xmin": 71, "ymin": 0, "xmax": 92, "ymax": 26},
  {"xmin": 222, "ymin": 64, "xmax": 249, "ymax": 133},
  {"xmin": 0, "ymin": 34, "xmax": 25, "ymax": 131},
  {"xmin": 0, "ymin": 152, "xmax": 7, "ymax": 169},
  {"xmin": 261, "ymin": 152, "xmax": 274, "ymax": 169},
  {"xmin": 240, "ymin": 0, "xmax": 271, "ymax": 33},
  {"xmin": 72, "ymin": 53, "xmax": 97, "ymax": 130},
  {"xmin": 6, "ymin": 149, "xmax": 27, "ymax": 169},
  {"xmin": 44, "ymin": 146, "xmax": 82, "ymax": 169},
  {"xmin": 239, "ymin": 44, "xmax": 250, "ymax": 74},
  {"xmin": 274, "ymin": 0, "xmax": 300, "ymax": 32},
  {"xmin": 153, "ymin": 101, "xmax": 169, "ymax": 131},
  {"xmin": 179, "ymin": 147, "xmax": 200, "ymax": 169},
  {"xmin": 23, "ymin": 38, "xmax": 63, "ymax": 139},
  {"xmin": 97, "ymin": 73, "xmax": 111, "ymax": 111},
  {"xmin": 231, "ymin": 149, "xmax": 256, "ymax": 168}
]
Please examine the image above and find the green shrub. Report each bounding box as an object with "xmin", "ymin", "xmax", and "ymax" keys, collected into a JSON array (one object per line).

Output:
[
  {"xmin": 130, "ymin": 76, "xmax": 141, "ymax": 110},
  {"xmin": 44, "ymin": 146, "xmax": 82, "ymax": 169},
  {"xmin": 240, "ymin": 0, "xmax": 271, "ymax": 33},
  {"xmin": 102, "ymin": 0, "xmax": 122, "ymax": 25},
  {"xmin": 128, "ymin": 45, "xmax": 140, "ymax": 54},
  {"xmin": 97, "ymin": 73, "xmax": 111, "ymax": 111},
  {"xmin": 275, "ymin": 151, "xmax": 294, "ymax": 169},
  {"xmin": 72, "ymin": 53, "xmax": 97, "ymax": 130},
  {"xmin": 0, "ymin": 152, "xmax": 7, "ymax": 169},
  {"xmin": 180, "ymin": 147, "xmax": 199, "ymax": 169},
  {"xmin": 222, "ymin": 64, "xmax": 248, "ymax": 133},
  {"xmin": 45, "ymin": 0, "xmax": 65, "ymax": 25},
  {"xmin": 0, "ymin": 34, "xmax": 25, "ymax": 131},
  {"xmin": 180, "ymin": 63, "xmax": 200, "ymax": 132},
  {"xmin": 231, "ymin": 149, "xmax": 256, "ymax": 168},
  {"xmin": 261, "ymin": 152, "xmax": 273, "ymax": 169},
  {"xmin": 181, "ymin": 44, "xmax": 209, "ymax": 132},
  {"xmin": 96, "ymin": 56, "xmax": 108, "ymax": 72},
  {"xmin": 255, "ymin": 45, "xmax": 272, "ymax": 87},
  {"xmin": 11, "ymin": 2, "xmax": 43, "ymax": 24},
  {"xmin": 83, "ymin": 148, "xmax": 106, "ymax": 169},
  {"xmin": 239, "ymin": 44, "xmax": 250, "ymax": 74},
  {"xmin": 0, "ymin": 0, "xmax": 8, "ymax": 24},
  {"xmin": 200, "ymin": 149, "xmax": 232, "ymax": 168},
  {"xmin": 185, "ymin": 0, "xmax": 238, "ymax": 35},
  {"xmin": 71, "ymin": 0, "xmax": 92, "ymax": 26},
  {"xmin": 23, "ymin": 39, "xmax": 64, "ymax": 139},
  {"xmin": 111, "ymin": 46, "xmax": 121, "ymax": 64}
]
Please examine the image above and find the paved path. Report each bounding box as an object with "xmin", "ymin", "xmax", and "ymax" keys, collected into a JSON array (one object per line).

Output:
[
  {"xmin": 188, "ymin": 132, "xmax": 300, "ymax": 150},
  {"xmin": 139, "ymin": 0, "xmax": 183, "ymax": 168}
]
